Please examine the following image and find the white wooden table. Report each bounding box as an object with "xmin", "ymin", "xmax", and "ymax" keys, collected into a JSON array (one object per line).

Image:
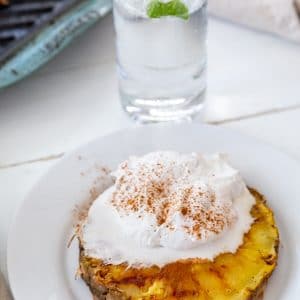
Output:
[{"xmin": 1, "ymin": 14, "xmax": 300, "ymax": 283}]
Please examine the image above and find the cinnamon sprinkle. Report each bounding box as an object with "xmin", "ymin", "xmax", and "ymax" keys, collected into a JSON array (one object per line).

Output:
[{"xmin": 110, "ymin": 153, "xmax": 236, "ymax": 240}]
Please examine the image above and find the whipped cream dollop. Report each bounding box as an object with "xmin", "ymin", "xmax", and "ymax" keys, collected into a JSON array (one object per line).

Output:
[
  {"xmin": 82, "ymin": 152, "xmax": 255, "ymax": 267},
  {"xmin": 111, "ymin": 152, "xmax": 241, "ymax": 250}
]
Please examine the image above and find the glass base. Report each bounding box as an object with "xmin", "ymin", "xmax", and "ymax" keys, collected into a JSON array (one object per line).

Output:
[{"xmin": 121, "ymin": 90, "xmax": 206, "ymax": 123}]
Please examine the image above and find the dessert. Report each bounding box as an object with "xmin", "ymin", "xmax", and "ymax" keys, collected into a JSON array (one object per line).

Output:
[{"xmin": 77, "ymin": 152, "xmax": 279, "ymax": 299}]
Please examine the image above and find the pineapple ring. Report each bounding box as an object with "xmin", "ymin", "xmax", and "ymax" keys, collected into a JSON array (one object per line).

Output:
[{"xmin": 79, "ymin": 188, "xmax": 279, "ymax": 300}]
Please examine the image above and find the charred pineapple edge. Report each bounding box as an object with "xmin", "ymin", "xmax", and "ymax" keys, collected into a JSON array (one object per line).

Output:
[{"xmin": 77, "ymin": 188, "xmax": 279, "ymax": 300}]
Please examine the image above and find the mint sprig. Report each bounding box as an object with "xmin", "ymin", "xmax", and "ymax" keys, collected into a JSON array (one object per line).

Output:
[{"xmin": 147, "ymin": 0, "xmax": 189, "ymax": 20}]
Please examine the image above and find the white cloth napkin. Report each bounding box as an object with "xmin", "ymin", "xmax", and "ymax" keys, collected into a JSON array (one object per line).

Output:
[
  {"xmin": 208, "ymin": 0, "xmax": 300, "ymax": 42},
  {"xmin": 0, "ymin": 272, "xmax": 12, "ymax": 300}
]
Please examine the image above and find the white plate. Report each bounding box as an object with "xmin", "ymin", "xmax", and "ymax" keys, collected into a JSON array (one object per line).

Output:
[{"xmin": 7, "ymin": 123, "xmax": 300, "ymax": 300}]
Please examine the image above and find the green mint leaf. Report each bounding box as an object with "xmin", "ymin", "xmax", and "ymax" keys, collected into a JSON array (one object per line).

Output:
[{"xmin": 147, "ymin": 0, "xmax": 189, "ymax": 20}]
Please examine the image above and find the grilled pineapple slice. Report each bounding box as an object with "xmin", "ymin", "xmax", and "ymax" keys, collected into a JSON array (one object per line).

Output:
[{"xmin": 79, "ymin": 188, "xmax": 279, "ymax": 300}]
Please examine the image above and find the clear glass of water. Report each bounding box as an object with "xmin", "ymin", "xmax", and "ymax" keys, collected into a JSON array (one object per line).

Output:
[{"xmin": 113, "ymin": 0, "xmax": 207, "ymax": 122}]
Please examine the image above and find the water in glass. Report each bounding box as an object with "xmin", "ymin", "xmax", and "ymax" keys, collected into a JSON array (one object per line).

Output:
[{"xmin": 113, "ymin": 0, "xmax": 207, "ymax": 122}]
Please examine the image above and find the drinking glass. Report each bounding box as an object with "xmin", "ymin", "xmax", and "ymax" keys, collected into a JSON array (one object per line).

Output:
[{"xmin": 113, "ymin": 0, "xmax": 207, "ymax": 122}]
